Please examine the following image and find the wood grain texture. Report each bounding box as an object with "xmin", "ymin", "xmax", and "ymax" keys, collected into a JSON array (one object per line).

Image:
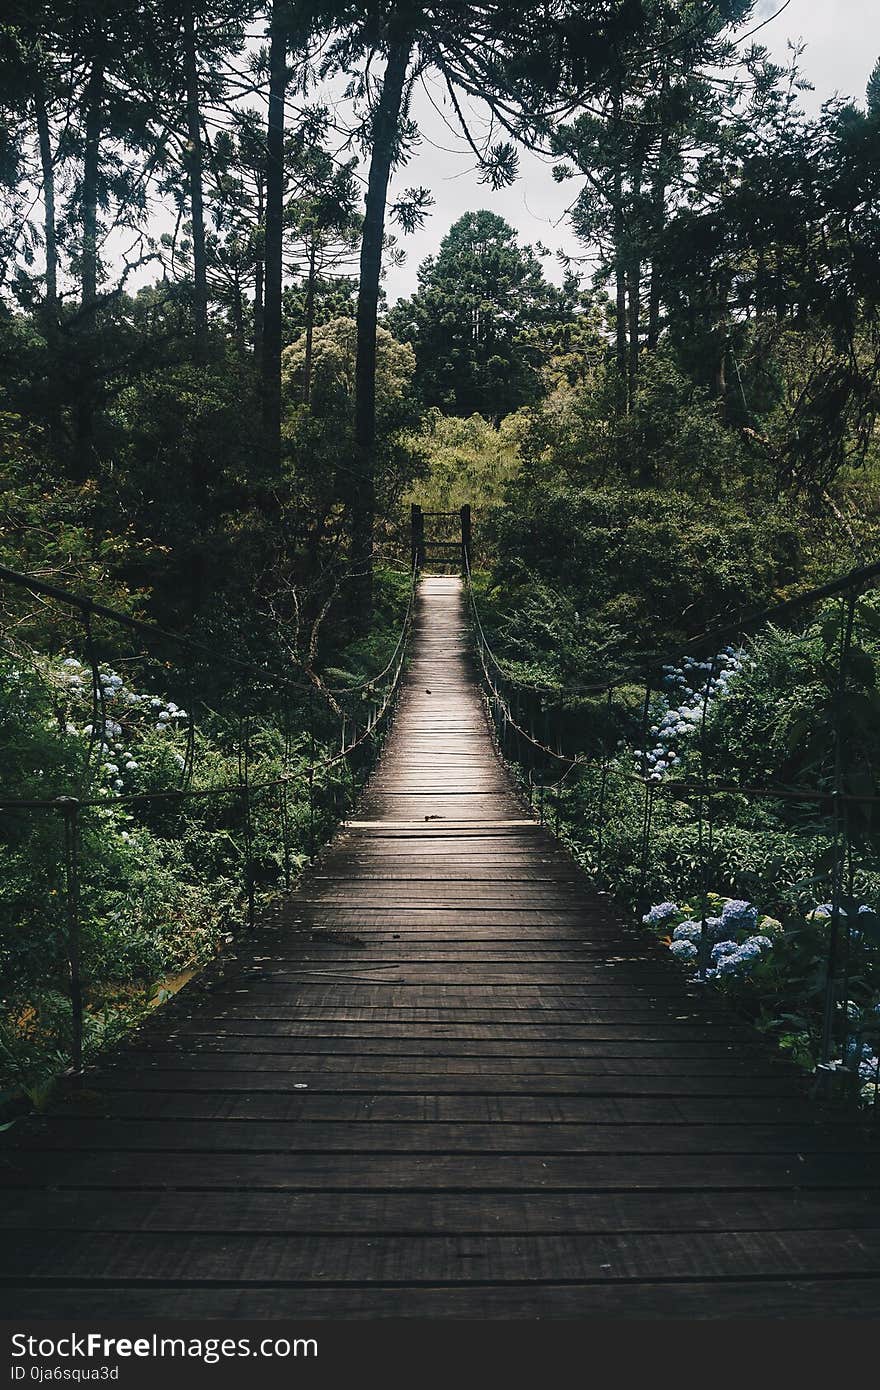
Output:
[{"xmin": 3, "ymin": 575, "xmax": 880, "ymax": 1319}]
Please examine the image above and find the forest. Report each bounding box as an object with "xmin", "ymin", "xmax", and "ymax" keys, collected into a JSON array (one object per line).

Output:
[{"xmin": 1, "ymin": 0, "xmax": 880, "ymax": 1106}]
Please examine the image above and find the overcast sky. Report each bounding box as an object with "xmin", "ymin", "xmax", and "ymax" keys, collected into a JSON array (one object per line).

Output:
[{"xmin": 381, "ymin": 0, "xmax": 880, "ymax": 302}]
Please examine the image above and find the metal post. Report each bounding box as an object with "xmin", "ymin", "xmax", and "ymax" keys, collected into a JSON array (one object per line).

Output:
[
  {"xmin": 696, "ymin": 654, "xmax": 719, "ymax": 978},
  {"xmin": 308, "ymin": 765, "xmax": 316, "ymax": 859},
  {"xmin": 238, "ymin": 704, "xmax": 255, "ymax": 933},
  {"xmin": 59, "ymin": 798, "xmax": 83, "ymax": 1078},
  {"xmin": 308, "ymin": 690, "xmax": 317, "ymax": 856},
  {"xmin": 637, "ymin": 676, "xmax": 653, "ymax": 902},
  {"xmin": 596, "ymin": 687, "xmax": 614, "ymax": 883},
  {"xmin": 280, "ymin": 703, "xmax": 292, "ymax": 892},
  {"xmin": 821, "ymin": 589, "xmax": 858, "ymax": 1066}
]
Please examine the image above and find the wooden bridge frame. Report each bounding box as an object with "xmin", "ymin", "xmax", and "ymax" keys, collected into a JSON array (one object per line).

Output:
[{"xmin": 411, "ymin": 503, "xmax": 471, "ymax": 572}]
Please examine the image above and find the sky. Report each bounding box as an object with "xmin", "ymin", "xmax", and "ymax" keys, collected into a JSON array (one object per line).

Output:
[{"xmin": 380, "ymin": 0, "xmax": 880, "ymax": 302}]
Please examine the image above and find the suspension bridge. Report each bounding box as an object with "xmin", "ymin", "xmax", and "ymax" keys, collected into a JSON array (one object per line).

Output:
[{"xmin": 2, "ymin": 522, "xmax": 880, "ymax": 1317}]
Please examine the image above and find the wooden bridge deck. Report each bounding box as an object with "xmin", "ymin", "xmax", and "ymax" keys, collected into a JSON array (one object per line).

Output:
[{"xmin": 3, "ymin": 575, "xmax": 880, "ymax": 1319}]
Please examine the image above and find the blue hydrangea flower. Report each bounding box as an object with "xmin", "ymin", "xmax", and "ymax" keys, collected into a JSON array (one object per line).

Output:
[
  {"xmin": 858, "ymin": 1054, "xmax": 880, "ymax": 1082},
  {"xmin": 672, "ymin": 922, "xmax": 703, "ymax": 943},
  {"xmin": 642, "ymin": 902, "xmax": 679, "ymax": 927},
  {"xmin": 716, "ymin": 951, "xmax": 748, "ymax": 976},
  {"xmin": 669, "ymin": 939, "xmax": 698, "ymax": 962},
  {"xmin": 721, "ymin": 899, "xmax": 758, "ymax": 932},
  {"xmin": 711, "ymin": 940, "xmax": 740, "ymax": 961},
  {"xmin": 809, "ymin": 903, "xmax": 848, "ymax": 921}
]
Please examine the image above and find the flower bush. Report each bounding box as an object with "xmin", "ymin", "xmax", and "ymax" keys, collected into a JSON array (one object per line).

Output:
[
  {"xmin": 641, "ymin": 891, "xmax": 880, "ymax": 1100},
  {"xmin": 635, "ymin": 648, "xmax": 748, "ymax": 780},
  {"xmin": 642, "ymin": 895, "xmax": 778, "ymax": 980}
]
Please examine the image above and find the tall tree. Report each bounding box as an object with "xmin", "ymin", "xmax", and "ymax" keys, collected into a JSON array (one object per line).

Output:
[
  {"xmin": 350, "ymin": 32, "xmax": 413, "ymax": 597},
  {"xmin": 390, "ymin": 210, "xmax": 576, "ymax": 420},
  {"xmin": 260, "ymin": 0, "xmax": 292, "ymax": 476},
  {"xmin": 182, "ymin": 0, "xmax": 208, "ymax": 358},
  {"xmin": 553, "ymin": 0, "xmax": 750, "ymax": 410}
]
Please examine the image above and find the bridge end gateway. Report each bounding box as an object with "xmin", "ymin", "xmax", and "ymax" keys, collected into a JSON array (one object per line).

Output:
[{"xmin": 410, "ymin": 502, "xmax": 472, "ymax": 574}]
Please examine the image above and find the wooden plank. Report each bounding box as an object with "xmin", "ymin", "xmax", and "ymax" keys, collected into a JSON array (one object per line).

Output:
[
  {"xmin": 6, "ymin": 1278, "xmax": 880, "ymax": 1319},
  {"xmin": 15, "ymin": 1118, "xmax": 861, "ymax": 1156},
  {"xmin": 4, "ymin": 1150, "xmax": 878, "ymax": 1191},
  {"xmin": 79, "ymin": 1071, "xmax": 804, "ymax": 1096},
  {"xmin": 96, "ymin": 1053, "xmax": 796, "ymax": 1077},
  {"xmin": 4, "ymin": 1188, "xmax": 878, "ymax": 1236},
  {"xmin": 51, "ymin": 1090, "xmax": 826, "ymax": 1124},
  {"xmin": 118, "ymin": 1037, "xmax": 768, "ymax": 1060},
  {"xmin": 5, "ymin": 1228, "xmax": 880, "ymax": 1285}
]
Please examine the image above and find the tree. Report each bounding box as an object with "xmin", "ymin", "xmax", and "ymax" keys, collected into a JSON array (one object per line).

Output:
[
  {"xmin": 867, "ymin": 56, "xmax": 880, "ymax": 118},
  {"xmin": 389, "ymin": 211, "xmax": 576, "ymax": 420},
  {"xmin": 552, "ymin": 0, "xmax": 752, "ymax": 410},
  {"xmin": 282, "ymin": 142, "xmax": 360, "ymax": 405},
  {"xmin": 282, "ymin": 314, "xmax": 415, "ymax": 414},
  {"xmin": 182, "ymin": 0, "xmax": 209, "ymax": 358},
  {"xmin": 259, "ymin": 0, "xmax": 290, "ymax": 475}
]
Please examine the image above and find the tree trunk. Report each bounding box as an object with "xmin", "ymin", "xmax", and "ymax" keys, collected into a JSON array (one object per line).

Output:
[
  {"xmin": 253, "ymin": 179, "xmax": 265, "ymax": 361},
  {"xmin": 81, "ymin": 55, "xmax": 104, "ymax": 309},
  {"xmin": 626, "ymin": 165, "xmax": 643, "ymax": 405},
  {"xmin": 303, "ymin": 235, "xmax": 317, "ymax": 405},
  {"xmin": 182, "ymin": 0, "xmax": 208, "ymax": 359},
  {"xmin": 35, "ymin": 85, "xmax": 57, "ymax": 305},
  {"xmin": 716, "ymin": 272, "xmax": 730, "ymax": 418},
  {"xmin": 352, "ymin": 35, "xmax": 413, "ymax": 618},
  {"xmin": 647, "ymin": 162, "xmax": 667, "ymax": 351},
  {"xmin": 613, "ymin": 172, "xmax": 628, "ymax": 415},
  {"xmin": 260, "ymin": 0, "xmax": 287, "ymax": 476},
  {"xmin": 75, "ymin": 53, "xmax": 104, "ymax": 477},
  {"xmin": 232, "ymin": 274, "xmax": 245, "ymax": 355}
]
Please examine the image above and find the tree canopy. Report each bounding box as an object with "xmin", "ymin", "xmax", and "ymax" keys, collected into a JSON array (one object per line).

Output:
[{"xmin": 389, "ymin": 211, "xmax": 578, "ymax": 420}]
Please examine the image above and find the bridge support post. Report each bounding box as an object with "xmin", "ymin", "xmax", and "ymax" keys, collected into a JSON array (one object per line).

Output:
[
  {"xmin": 411, "ymin": 504, "xmax": 425, "ymax": 572},
  {"xmin": 460, "ymin": 504, "xmax": 472, "ymax": 571},
  {"xmin": 59, "ymin": 797, "xmax": 83, "ymax": 1079}
]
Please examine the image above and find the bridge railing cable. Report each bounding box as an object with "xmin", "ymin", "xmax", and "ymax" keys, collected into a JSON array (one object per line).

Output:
[
  {"xmin": 463, "ymin": 545, "xmax": 880, "ymax": 1108},
  {"xmin": 0, "ymin": 562, "xmax": 418, "ymax": 1081}
]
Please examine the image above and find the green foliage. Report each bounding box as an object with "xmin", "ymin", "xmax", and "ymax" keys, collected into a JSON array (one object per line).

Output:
[
  {"xmin": 389, "ymin": 211, "xmax": 579, "ymax": 421},
  {"xmin": 489, "ymin": 480, "xmax": 806, "ymax": 677},
  {"xmin": 0, "ymin": 561, "xmax": 408, "ymax": 1100},
  {"xmin": 404, "ymin": 409, "xmax": 524, "ymax": 514},
  {"xmin": 282, "ymin": 316, "xmax": 415, "ymax": 417}
]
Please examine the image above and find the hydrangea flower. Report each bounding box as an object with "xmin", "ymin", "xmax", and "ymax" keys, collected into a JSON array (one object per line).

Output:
[
  {"xmin": 669, "ymin": 939, "xmax": 698, "ymax": 961},
  {"xmin": 642, "ymin": 902, "xmax": 679, "ymax": 927},
  {"xmin": 716, "ymin": 951, "xmax": 749, "ymax": 976},
  {"xmin": 808, "ymin": 903, "xmax": 848, "ymax": 922},
  {"xmin": 711, "ymin": 940, "xmax": 740, "ymax": 961},
  {"xmin": 758, "ymin": 915, "xmax": 783, "ymax": 936},
  {"xmin": 858, "ymin": 1054, "xmax": 880, "ymax": 1082},
  {"xmin": 672, "ymin": 922, "xmax": 703, "ymax": 943},
  {"xmin": 721, "ymin": 899, "xmax": 758, "ymax": 932},
  {"xmin": 635, "ymin": 648, "xmax": 748, "ymax": 780}
]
